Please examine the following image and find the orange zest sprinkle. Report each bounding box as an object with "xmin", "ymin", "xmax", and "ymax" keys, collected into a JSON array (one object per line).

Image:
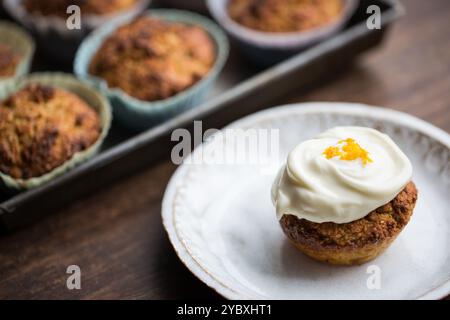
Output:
[
  {"xmin": 323, "ymin": 146, "xmax": 341, "ymax": 159},
  {"xmin": 323, "ymin": 138, "xmax": 373, "ymax": 165}
]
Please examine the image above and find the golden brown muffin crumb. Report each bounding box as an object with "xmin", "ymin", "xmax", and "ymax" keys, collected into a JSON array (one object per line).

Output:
[
  {"xmin": 280, "ymin": 181, "xmax": 418, "ymax": 265},
  {"xmin": 0, "ymin": 84, "xmax": 101, "ymax": 179},
  {"xmin": 24, "ymin": 0, "xmax": 137, "ymax": 17},
  {"xmin": 228, "ymin": 0, "xmax": 344, "ymax": 33},
  {"xmin": 89, "ymin": 16, "xmax": 216, "ymax": 101},
  {"xmin": 0, "ymin": 43, "xmax": 21, "ymax": 77}
]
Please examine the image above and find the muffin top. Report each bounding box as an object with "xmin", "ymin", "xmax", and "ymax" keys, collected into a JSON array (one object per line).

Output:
[
  {"xmin": 228, "ymin": 0, "xmax": 344, "ymax": 33},
  {"xmin": 23, "ymin": 0, "xmax": 137, "ymax": 17},
  {"xmin": 0, "ymin": 43, "xmax": 21, "ymax": 77},
  {"xmin": 272, "ymin": 127, "xmax": 413, "ymax": 224},
  {"xmin": 280, "ymin": 181, "xmax": 417, "ymax": 248},
  {"xmin": 89, "ymin": 16, "xmax": 216, "ymax": 101},
  {"xmin": 0, "ymin": 84, "xmax": 101, "ymax": 179}
]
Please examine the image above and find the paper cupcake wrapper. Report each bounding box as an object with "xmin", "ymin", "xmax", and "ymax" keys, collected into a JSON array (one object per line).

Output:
[
  {"xmin": 0, "ymin": 73, "xmax": 112, "ymax": 191},
  {"xmin": 0, "ymin": 20, "xmax": 35, "ymax": 81},
  {"xmin": 207, "ymin": 0, "xmax": 359, "ymax": 65},
  {"xmin": 4, "ymin": 0, "xmax": 151, "ymax": 38},
  {"xmin": 74, "ymin": 9, "xmax": 230, "ymax": 131}
]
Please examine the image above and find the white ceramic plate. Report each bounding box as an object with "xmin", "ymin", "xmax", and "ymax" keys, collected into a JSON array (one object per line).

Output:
[{"xmin": 162, "ymin": 103, "xmax": 450, "ymax": 300}]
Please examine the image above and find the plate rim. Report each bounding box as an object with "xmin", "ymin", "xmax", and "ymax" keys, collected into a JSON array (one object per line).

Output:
[{"xmin": 162, "ymin": 102, "xmax": 450, "ymax": 300}]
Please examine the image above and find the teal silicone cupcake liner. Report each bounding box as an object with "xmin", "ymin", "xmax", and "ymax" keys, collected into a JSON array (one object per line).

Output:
[
  {"xmin": 0, "ymin": 21, "xmax": 35, "ymax": 81},
  {"xmin": 74, "ymin": 9, "xmax": 230, "ymax": 131},
  {"xmin": 0, "ymin": 73, "xmax": 112, "ymax": 191}
]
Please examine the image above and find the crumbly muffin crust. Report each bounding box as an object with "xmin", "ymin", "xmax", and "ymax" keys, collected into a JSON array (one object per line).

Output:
[
  {"xmin": 280, "ymin": 181, "xmax": 418, "ymax": 265},
  {"xmin": 24, "ymin": 0, "xmax": 137, "ymax": 17},
  {"xmin": 89, "ymin": 16, "xmax": 216, "ymax": 101},
  {"xmin": 0, "ymin": 43, "xmax": 20, "ymax": 77},
  {"xmin": 228, "ymin": 0, "xmax": 344, "ymax": 33},
  {"xmin": 0, "ymin": 84, "xmax": 101, "ymax": 179}
]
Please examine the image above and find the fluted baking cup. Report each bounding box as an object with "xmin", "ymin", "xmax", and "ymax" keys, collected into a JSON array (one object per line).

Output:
[
  {"xmin": 0, "ymin": 73, "xmax": 112, "ymax": 191},
  {"xmin": 74, "ymin": 9, "xmax": 229, "ymax": 131}
]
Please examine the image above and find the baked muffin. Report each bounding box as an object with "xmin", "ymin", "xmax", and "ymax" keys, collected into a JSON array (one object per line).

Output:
[
  {"xmin": 0, "ymin": 84, "xmax": 101, "ymax": 179},
  {"xmin": 228, "ymin": 0, "xmax": 344, "ymax": 33},
  {"xmin": 272, "ymin": 127, "xmax": 417, "ymax": 265},
  {"xmin": 89, "ymin": 16, "xmax": 216, "ymax": 101},
  {"xmin": 0, "ymin": 43, "xmax": 21, "ymax": 77},
  {"xmin": 23, "ymin": 0, "xmax": 137, "ymax": 17},
  {"xmin": 280, "ymin": 182, "xmax": 417, "ymax": 265}
]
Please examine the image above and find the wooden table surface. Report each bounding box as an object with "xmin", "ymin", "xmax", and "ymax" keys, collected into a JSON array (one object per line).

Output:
[{"xmin": 1, "ymin": 0, "xmax": 449, "ymax": 299}]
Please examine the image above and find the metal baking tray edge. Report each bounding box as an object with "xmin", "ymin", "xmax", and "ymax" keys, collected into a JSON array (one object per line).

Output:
[{"xmin": 0, "ymin": 0, "xmax": 403, "ymax": 231}]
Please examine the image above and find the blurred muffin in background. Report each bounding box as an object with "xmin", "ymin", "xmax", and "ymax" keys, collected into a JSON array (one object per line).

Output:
[
  {"xmin": 0, "ymin": 21, "xmax": 34, "ymax": 80},
  {"xmin": 75, "ymin": 9, "xmax": 228, "ymax": 131},
  {"xmin": 23, "ymin": 0, "xmax": 137, "ymax": 17},
  {"xmin": 208, "ymin": 0, "xmax": 356, "ymax": 66},
  {"xmin": 3, "ymin": 0, "xmax": 149, "ymax": 63},
  {"xmin": 0, "ymin": 84, "xmax": 101, "ymax": 179},
  {"xmin": 228, "ymin": 0, "xmax": 344, "ymax": 33},
  {"xmin": 89, "ymin": 16, "xmax": 216, "ymax": 101},
  {"xmin": 0, "ymin": 43, "xmax": 20, "ymax": 77}
]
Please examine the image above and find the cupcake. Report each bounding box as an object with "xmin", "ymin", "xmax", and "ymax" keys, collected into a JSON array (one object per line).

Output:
[
  {"xmin": 0, "ymin": 21, "xmax": 34, "ymax": 80},
  {"xmin": 75, "ymin": 9, "xmax": 229, "ymax": 131},
  {"xmin": 0, "ymin": 73, "xmax": 112, "ymax": 190},
  {"xmin": 23, "ymin": 0, "xmax": 138, "ymax": 17},
  {"xmin": 228, "ymin": 0, "xmax": 344, "ymax": 33},
  {"xmin": 0, "ymin": 43, "xmax": 20, "ymax": 77},
  {"xmin": 88, "ymin": 16, "xmax": 216, "ymax": 102},
  {"xmin": 272, "ymin": 127, "xmax": 417, "ymax": 265},
  {"xmin": 4, "ymin": 0, "xmax": 150, "ymax": 62},
  {"xmin": 207, "ymin": 0, "xmax": 358, "ymax": 66}
]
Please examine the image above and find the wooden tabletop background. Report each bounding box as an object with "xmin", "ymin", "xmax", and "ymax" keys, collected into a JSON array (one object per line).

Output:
[{"xmin": 0, "ymin": 0, "xmax": 449, "ymax": 299}]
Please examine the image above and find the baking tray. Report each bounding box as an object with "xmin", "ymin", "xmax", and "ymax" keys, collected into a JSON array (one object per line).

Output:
[{"xmin": 0, "ymin": 0, "xmax": 403, "ymax": 231}]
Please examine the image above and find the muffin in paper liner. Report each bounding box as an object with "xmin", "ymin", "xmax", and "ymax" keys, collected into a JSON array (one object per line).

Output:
[
  {"xmin": 0, "ymin": 20, "xmax": 34, "ymax": 80},
  {"xmin": 3, "ymin": 0, "xmax": 150, "ymax": 62},
  {"xmin": 0, "ymin": 72, "xmax": 112, "ymax": 191},
  {"xmin": 74, "ymin": 9, "xmax": 229, "ymax": 131},
  {"xmin": 207, "ymin": 0, "xmax": 359, "ymax": 66}
]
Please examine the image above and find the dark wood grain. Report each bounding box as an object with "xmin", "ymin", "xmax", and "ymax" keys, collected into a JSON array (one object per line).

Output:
[{"xmin": 0, "ymin": 0, "xmax": 449, "ymax": 299}]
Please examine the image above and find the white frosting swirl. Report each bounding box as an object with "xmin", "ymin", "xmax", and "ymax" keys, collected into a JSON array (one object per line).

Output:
[{"xmin": 271, "ymin": 127, "xmax": 412, "ymax": 224}]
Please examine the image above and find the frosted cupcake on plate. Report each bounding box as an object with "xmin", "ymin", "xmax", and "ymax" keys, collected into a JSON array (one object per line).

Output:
[{"xmin": 272, "ymin": 127, "xmax": 418, "ymax": 265}]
